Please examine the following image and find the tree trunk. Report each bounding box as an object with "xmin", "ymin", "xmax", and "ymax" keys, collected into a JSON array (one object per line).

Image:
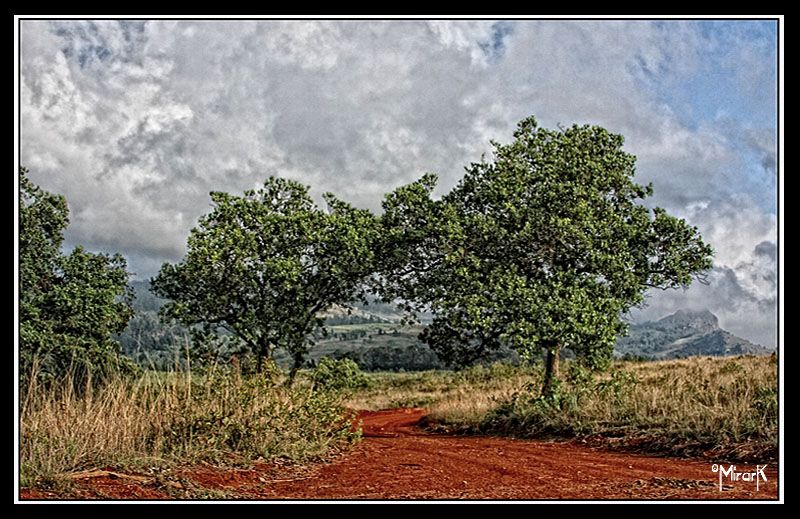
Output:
[
  {"xmin": 542, "ymin": 346, "xmax": 560, "ymax": 397},
  {"xmin": 256, "ymin": 340, "xmax": 272, "ymax": 373},
  {"xmin": 287, "ymin": 352, "xmax": 303, "ymax": 386}
]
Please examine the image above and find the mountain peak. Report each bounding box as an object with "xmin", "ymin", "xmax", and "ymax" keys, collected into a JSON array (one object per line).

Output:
[
  {"xmin": 616, "ymin": 308, "xmax": 770, "ymax": 359},
  {"xmin": 657, "ymin": 309, "xmax": 719, "ymax": 330}
]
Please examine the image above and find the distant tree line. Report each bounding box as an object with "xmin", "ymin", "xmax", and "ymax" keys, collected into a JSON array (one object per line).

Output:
[{"xmin": 20, "ymin": 116, "xmax": 713, "ymax": 395}]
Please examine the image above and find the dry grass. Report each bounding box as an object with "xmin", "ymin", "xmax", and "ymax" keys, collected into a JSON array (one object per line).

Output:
[
  {"xmin": 22, "ymin": 355, "xmax": 777, "ymax": 490},
  {"xmin": 352, "ymin": 355, "xmax": 778, "ymax": 462},
  {"xmin": 20, "ymin": 366, "xmax": 358, "ymax": 489},
  {"xmin": 347, "ymin": 363, "xmax": 537, "ymax": 411}
]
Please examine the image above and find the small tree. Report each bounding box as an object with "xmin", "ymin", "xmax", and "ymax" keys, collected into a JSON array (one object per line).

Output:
[
  {"xmin": 19, "ymin": 167, "xmax": 134, "ymax": 385},
  {"xmin": 151, "ymin": 177, "xmax": 378, "ymax": 377},
  {"xmin": 378, "ymin": 117, "xmax": 713, "ymax": 396}
]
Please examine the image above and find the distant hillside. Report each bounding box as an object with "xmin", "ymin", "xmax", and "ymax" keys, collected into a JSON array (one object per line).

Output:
[
  {"xmin": 130, "ymin": 280, "xmax": 165, "ymax": 312},
  {"xmin": 118, "ymin": 280, "xmax": 189, "ymax": 369},
  {"xmin": 121, "ymin": 281, "xmax": 433, "ymax": 370},
  {"xmin": 126, "ymin": 282, "xmax": 766, "ymax": 368},
  {"xmin": 319, "ymin": 302, "xmax": 399, "ymax": 325},
  {"xmin": 615, "ymin": 309, "xmax": 772, "ymax": 360}
]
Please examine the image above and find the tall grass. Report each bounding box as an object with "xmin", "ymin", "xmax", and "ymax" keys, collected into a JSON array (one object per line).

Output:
[
  {"xmin": 352, "ymin": 356, "xmax": 778, "ymax": 462},
  {"xmin": 20, "ymin": 364, "xmax": 359, "ymax": 488},
  {"xmin": 431, "ymin": 356, "xmax": 777, "ymax": 461},
  {"xmin": 347, "ymin": 362, "xmax": 537, "ymax": 411}
]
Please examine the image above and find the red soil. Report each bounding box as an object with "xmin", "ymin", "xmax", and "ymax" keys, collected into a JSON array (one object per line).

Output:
[{"xmin": 19, "ymin": 408, "xmax": 779, "ymax": 500}]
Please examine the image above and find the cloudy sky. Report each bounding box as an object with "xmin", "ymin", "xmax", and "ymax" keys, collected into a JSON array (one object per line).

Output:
[{"xmin": 19, "ymin": 18, "xmax": 779, "ymax": 346}]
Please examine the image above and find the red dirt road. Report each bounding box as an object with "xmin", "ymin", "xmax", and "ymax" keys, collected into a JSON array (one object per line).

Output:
[{"xmin": 21, "ymin": 408, "xmax": 778, "ymax": 500}]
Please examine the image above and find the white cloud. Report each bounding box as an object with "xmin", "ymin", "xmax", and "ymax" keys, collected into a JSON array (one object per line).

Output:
[
  {"xmin": 20, "ymin": 20, "xmax": 777, "ymax": 345},
  {"xmin": 631, "ymin": 194, "xmax": 777, "ymax": 346}
]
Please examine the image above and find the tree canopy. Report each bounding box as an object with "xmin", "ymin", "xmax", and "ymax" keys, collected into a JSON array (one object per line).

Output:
[
  {"xmin": 20, "ymin": 115, "xmax": 714, "ymax": 391},
  {"xmin": 151, "ymin": 177, "xmax": 379, "ymax": 375},
  {"xmin": 19, "ymin": 167, "xmax": 134, "ymax": 385},
  {"xmin": 377, "ymin": 117, "xmax": 714, "ymax": 395}
]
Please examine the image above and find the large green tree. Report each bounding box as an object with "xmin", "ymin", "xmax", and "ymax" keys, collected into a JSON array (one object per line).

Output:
[
  {"xmin": 19, "ymin": 167, "xmax": 134, "ymax": 385},
  {"xmin": 151, "ymin": 177, "xmax": 378, "ymax": 376},
  {"xmin": 378, "ymin": 117, "xmax": 713, "ymax": 395}
]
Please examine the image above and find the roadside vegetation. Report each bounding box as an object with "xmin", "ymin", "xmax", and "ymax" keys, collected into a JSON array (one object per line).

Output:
[
  {"xmin": 20, "ymin": 361, "xmax": 361, "ymax": 490},
  {"xmin": 348, "ymin": 355, "xmax": 777, "ymax": 463}
]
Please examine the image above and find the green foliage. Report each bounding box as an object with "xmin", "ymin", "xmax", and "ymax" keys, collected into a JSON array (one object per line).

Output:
[
  {"xmin": 163, "ymin": 369, "xmax": 356, "ymax": 460},
  {"xmin": 151, "ymin": 177, "xmax": 379, "ymax": 372},
  {"xmin": 311, "ymin": 357, "xmax": 370, "ymax": 391},
  {"xmin": 485, "ymin": 366, "xmax": 639, "ymax": 437},
  {"xmin": 469, "ymin": 357, "xmax": 775, "ymax": 461},
  {"xmin": 19, "ymin": 167, "xmax": 135, "ymax": 386},
  {"xmin": 377, "ymin": 117, "xmax": 714, "ymax": 391}
]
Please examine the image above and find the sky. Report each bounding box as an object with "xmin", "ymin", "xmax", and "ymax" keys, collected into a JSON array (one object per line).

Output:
[{"xmin": 18, "ymin": 18, "xmax": 779, "ymax": 347}]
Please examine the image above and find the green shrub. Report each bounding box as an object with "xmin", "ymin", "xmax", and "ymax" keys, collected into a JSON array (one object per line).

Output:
[{"xmin": 312, "ymin": 357, "xmax": 370, "ymax": 391}]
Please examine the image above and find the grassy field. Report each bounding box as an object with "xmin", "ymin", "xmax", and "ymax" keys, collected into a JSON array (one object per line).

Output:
[
  {"xmin": 311, "ymin": 326, "xmax": 424, "ymax": 357},
  {"xmin": 348, "ymin": 355, "xmax": 778, "ymax": 462},
  {"xmin": 346, "ymin": 362, "xmax": 534, "ymax": 410},
  {"xmin": 20, "ymin": 365, "xmax": 359, "ymax": 490},
  {"xmin": 277, "ymin": 324, "xmax": 445, "ymax": 371},
  {"xmin": 20, "ymin": 354, "xmax": 777, "ymax": 493}
]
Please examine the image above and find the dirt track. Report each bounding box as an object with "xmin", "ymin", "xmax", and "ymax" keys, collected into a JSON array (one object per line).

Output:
[{"xmin": 21, "ymin": 408, "xmax": 778, "ymax": 500}]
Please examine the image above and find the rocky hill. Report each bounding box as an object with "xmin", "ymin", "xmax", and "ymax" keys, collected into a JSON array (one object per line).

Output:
[{"xmin": 615, "ymin": 309, "xmax": 772, "ymax": 359}]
